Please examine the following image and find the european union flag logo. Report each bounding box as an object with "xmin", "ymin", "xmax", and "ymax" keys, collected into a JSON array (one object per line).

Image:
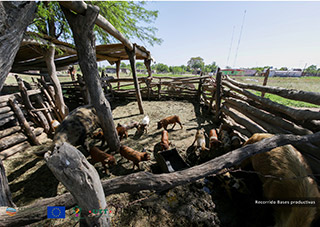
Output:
[{"xmin": 47, "ymin": 206, "xmax": 65, "ymax": 219}]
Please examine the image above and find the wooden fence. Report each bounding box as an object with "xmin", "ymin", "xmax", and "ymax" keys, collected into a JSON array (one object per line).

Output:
[{"xmin": 0, "ymin": 77, "xmax": 62, "ymax": 160}]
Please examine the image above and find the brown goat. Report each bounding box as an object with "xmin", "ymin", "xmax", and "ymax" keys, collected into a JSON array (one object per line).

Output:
[
  {"xmin": 243, "ymin": 133, "xmax": 320, "ymax": 227},
  {"xmin": 209, "ymin": 129, "xmax": 221, "ymax": 150},
  {"xmin": 160, "ymin": 130, "xmax": 171, "ymax": 151},
  {"xmin": 116, "ymin": 123, "xmax": 128, "ymax": 141},
  {"xmin": 157, "ymin": 115, "xmax": 183, "ymax": 130},
  {"xmin": 119, "ymin": 145, "xmax": 150, "ymax": 170},
  {"xmin": 89, "ymin": 146, "xmax": 116, "ymax": 174}
]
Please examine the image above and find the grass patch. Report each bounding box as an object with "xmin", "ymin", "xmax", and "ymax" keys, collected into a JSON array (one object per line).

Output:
[{"xmin": 252, "ymin": 91, "xmax": 318, "ymax": 108}]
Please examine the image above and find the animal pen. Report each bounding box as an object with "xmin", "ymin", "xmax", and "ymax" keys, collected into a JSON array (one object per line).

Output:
[{"xmin": 1, "ymin": 1, "xmax": 320, "ymax": 227}]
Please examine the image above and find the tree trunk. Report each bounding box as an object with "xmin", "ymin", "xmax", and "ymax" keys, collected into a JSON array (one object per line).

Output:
[
  {"xmin": 44, "ymin": 44, "xmax": 69, "ymax": 119},
  {"xmin": 0, "ymin": 1, "xmax": 36, "ymax": 91},
  {"xmin": 61, "ymin": 4, "xmax": 120, "ymax": 152},
  {"xmin": 0, "ymin": 159, "xmax": 15, "ymax": 207},
  {"xmin": 45, "ymin": 142, "xmax": 109, "ymax": 227}
]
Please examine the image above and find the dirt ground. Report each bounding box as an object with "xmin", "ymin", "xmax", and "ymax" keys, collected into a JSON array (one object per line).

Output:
[{"xmin": 3, "ymin": 99, "xmax": 226, "ymax": 226}]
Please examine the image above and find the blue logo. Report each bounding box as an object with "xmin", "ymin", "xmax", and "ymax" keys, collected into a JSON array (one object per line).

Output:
[{"xmin": 47, "ymin": 206, "xmax": 65, "ymax": 219}]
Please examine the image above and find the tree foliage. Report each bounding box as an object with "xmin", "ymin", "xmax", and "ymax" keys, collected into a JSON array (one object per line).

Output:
[
  {"xmin": 28, "ymin": 1, "xmax": 162, "ymax": 46},
  {"xmin": 187, "ymin": 57, "xmax": 204, "ymax": 71},
  {"xmin": 155, "ymin": 63, "xmax": 169, "ymax": 73},
  {"xmin": 305, "ymin": 65, "xmax": 318, "ymax": 74}
]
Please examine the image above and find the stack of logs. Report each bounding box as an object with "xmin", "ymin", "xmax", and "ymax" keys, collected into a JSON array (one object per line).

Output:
[
  {"xmin": 0, "ymin": 76, "xmax": 62, "ymax": 160},
  {"xmin": 200, "ymin": 73, "xmax": 320, "ymax": 182}
]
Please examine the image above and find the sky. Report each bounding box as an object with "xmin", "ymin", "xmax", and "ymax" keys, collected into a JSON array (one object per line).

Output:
[{"xmin": 125, "ymin": 1, "xmax": 320, "ymax": 69}]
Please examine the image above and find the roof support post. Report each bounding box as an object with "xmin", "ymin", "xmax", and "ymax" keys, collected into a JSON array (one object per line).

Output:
[{"xmin": 125, "ymin": 45, "xmax": 144, "ymax": 114}]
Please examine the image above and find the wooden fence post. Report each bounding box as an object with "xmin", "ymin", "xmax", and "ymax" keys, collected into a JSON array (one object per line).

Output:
[
  {"xmin": 125, "ymin": 45, "xmax": 144, "ymax": 114},
  {"xmin": 261, "ymin": 68, "xmax": 270, "ymax": 97},
  {"xmin": 9, "ymin": 98, "xmax": 40, "ymax": 145},
  {"xmin": 116, "ymin": 60, "xmax": 120, "ymax": 91},
  {"xmin": 215, "ymin": 70, "xmax": 222, "ymax": 122},
  {"xmin": 45, "ymin": 143, "xmax": 109, "ymax": 227},
  {"xmin": 62, "ymin": 4, "xmax": 120, "ymax": 152}
]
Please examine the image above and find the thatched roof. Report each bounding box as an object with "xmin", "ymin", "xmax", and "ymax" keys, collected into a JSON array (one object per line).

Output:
[{"xmin": 11, "ymin": 32, "xmax": 152, "ymax": 73}]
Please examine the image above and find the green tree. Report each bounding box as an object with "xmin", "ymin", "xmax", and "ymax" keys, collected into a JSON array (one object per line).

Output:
[
  {"xmin": 120, "ymin": 62, "xmax": 128, "ymax": 68},
  {"xmin": 187, "ymin": 57, "xmax": 205, "ymax": 71},
  {"xmin": 169, "ymin": 66, "xmax": 183, "ymax": 74},
  {"xmin": 136, "ymin": 62, "xmax": 145, "ymax": 69},
  {"xmin": 155, "ymin": 63, "xmax": 169, "ymax": 73},
  {"xmin": 279, "ymin": 67, "xmax": 288, "ymax": 71},
  {"xmin": 305, "ymin": 65, "xmax": 317, "ymax": 74},
  {"xmin": 28, "ymin": 1, "xmax": 162, "ymax": 46},
  {"xmin": 204, "ymin": 62, "xmax": 217, "ymax": 73}
]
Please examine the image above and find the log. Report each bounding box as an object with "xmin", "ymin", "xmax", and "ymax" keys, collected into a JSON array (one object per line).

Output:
[
  {"xmin": 45, "ymin": 143, "xmax": 109, "ymax": 226},
  {"xmin": 0, "ymin": 111, "xmax": 14, "ymax": 120},
  {"xmin": 215, "ymin": 71, "xmax": 222, "ymax": 122},
  {"xmin": 62, "ymin": 4, "xmax": 120, "ymax": 152},
  {"xmin": 9, "ymin": 98, "xmax": 40, "ymax": 145},
  {"xmin": 0, "ymin": 141, "xmax": 30, "ymax": 160},
  {"xmin": 261, "ymin": 68, "xmax": 270, "ymax": 97},
  {"xmin": 16, "ymin": 76, "xmax": 50, "ymax": 133},
  {"xmin": 125, "ymin": 45, "xmax": 144, "ymax": 114},
  {"xmin": 0, "ymin": 115, "xmax": 15, "ymax": 127},
  {"xmin": 222, "ymin": 116, "xmax": 251, "ymax": 139},
  {"xmin": 225, "ymin": 75, "xmax": 320, "ymax": 106},
  {"xmin": 0, "ymin": 126, "xmax": 21, "ymax": 139},
  {"xmin": 40, "ymin": 86, "xmax": 62, "ymax": 122},
  {"xmin": 0, "ymin": 128, "xmax": 43, "ymax": 151},
  {"xmin": 1, "ymin": 132, "xmax": 319, "ymax": 226},
  {"xmin": 225, "ymin": 90, "xmax": 320, "ymax": 132},
  {"xmin": 225, "ymin": 102, "xmax": 289, "ymax": 134},
  {"xmin": 0, "ymin": 102, "xmax": 8, "ymax": 108},
  {"xmin": 0, "ymin": 1, "xmax": 36, "ymax": 91},
  {"xmin": 224, "ymin": 98, "xmax": 313, "ymax": 135},
  {"xmin": 0, "ymin": 106, "xmax": 11, "ymax": 115},
  {"xmin": 0, "ymin": 159, "xmax": 15, "ymax": 207},
  {"xmin": 221, "ymin": 105, "xmax": 266, "ymax": 134},
  {"xmin": 222, "ymin": 80, "xmax": 320, "ymax": 121},
  {"xmin": 116, "ymin": 60, "xmax": 120, "ymax": 90},
  {"xmin": 44, "ymin": 44, "xmax": 69, "ymax": 119}
]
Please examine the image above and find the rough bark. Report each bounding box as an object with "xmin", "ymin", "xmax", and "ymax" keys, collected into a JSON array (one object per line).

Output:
[
  {"xmin": 221, "ymin": 105, "xmax": 267, "ymax": 134},
  {"xmin": 44, "ymin": 44, "xmax": 69, "ymax": 119},
  {"xmin": 225, "ymin": 90, "xmax": 320, "ymax": 132},
  {"xmin": 225, "ymin": 75, "xmax": 320, "ymax": 105},
  {"xmin": 0, "ymin": 128, "xmax": 43, "ymax": 151},
  {"xmin": 1, "ymin": 132, "xmax": 319, "ymax": 226},
  {"xmin": 0, "ymin": 159, "xmax": 15, "ymax": 207},
  {"xmin": 222, "ymin": 80, "xmax": 320, "ymax": 121},
  {"xmin": 0, "ymin": 141, "xmax": 30, "ymax": 160},
  {"xmin": 224, "ymin": 98, "xmax": 313, "ymax": 135},
  {"xmin": 0, "ymin": 1, "xmax": 36, "ymax": 91},
  {"xmin": 62, "ymin": 4, "xmax": 120, "ymax": 152},
  {"xmin": 261, "ymin": 68, "xmax": 270, "ymax": 97},
  {"xmin": 0, "ymin": 126, "xmax": 21, "ymax": 139},
  {"xmin": 45, "ymin": 142, "xmax": 109, "ymax": 227},
  {"xmin": 8, "ymin": 98, "xmax": 40, "ymax": 145},
  {"xmin": 125, "ymin": 45, "xmax": 144, "ymax": 114},
  {"xmin": 215, "ymin": 71, "xmax": 222, "ymax": 122}
]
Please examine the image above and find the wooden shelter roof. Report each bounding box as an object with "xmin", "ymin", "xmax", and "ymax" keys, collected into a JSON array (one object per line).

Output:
[{"xmin": 11, "ymin": 33, "xmax": 152, "ymax": 73}]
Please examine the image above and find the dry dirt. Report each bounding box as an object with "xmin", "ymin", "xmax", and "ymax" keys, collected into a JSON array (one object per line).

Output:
[{"xmin": 3, "ymin": 99, "xmax": 225, "ymax": 227}]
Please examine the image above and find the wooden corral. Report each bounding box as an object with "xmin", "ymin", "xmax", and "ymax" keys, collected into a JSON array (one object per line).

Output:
[{"xmin": 1, "ymin": 0, "xmax": 320, "ymax": 226}]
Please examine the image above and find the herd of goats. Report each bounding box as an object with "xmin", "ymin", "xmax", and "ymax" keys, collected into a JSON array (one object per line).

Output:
[{"xmin": 46, "ymin": 104, "xmax": 319, "ymax": 227}]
